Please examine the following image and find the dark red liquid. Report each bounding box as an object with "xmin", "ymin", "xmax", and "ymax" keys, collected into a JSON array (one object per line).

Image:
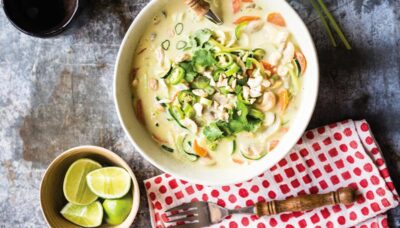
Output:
[{"xmin": 3, "ymin": 0, "xmax": 77, "ymax": 36}]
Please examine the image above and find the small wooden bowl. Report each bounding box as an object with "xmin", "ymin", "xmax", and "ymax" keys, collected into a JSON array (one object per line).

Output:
[{"xmin": 40, "ymin": 145, "xmax": 140, "ymax": 228}]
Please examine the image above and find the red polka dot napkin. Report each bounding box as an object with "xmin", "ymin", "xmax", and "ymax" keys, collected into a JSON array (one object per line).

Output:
[{"xmin": 144, "ymin": 120, "xmax": 399, "ymax": 228}]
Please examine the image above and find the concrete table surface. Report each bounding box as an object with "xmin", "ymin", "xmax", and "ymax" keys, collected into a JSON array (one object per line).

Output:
[{"xmin": 0, "ymin": 0, "xmax": 399, "ymax": 227}]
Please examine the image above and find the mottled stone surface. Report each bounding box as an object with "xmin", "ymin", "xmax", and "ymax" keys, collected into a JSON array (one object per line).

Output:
[{"xmin": 0, "ymin": 0, "xmax": 399, "ymax": 227}]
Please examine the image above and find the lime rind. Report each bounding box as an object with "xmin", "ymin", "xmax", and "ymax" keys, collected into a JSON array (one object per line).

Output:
[
  {"xmin": 86, "ymin": 167, "xmax": 131, "ymax": 199},
  {"xmin": 61, "ymin": 201, "xmax": 103, "ymax": 227},
  {"xmin": 63, "ymin": 158, "xmax": 102, "ymax": 205},
  {"xmin": 103, "ymin": 194, "xmax": 133, "ymax": 225}
]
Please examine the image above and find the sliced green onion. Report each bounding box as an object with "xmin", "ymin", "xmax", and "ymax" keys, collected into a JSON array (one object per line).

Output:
[
  {"xmin": 213, "ymin": 70, "xmax": 224, "ymax": 81},
  {"xmin": 271, "ymin": 75, "xmax": 280, "ymax": 81},
  {"xmin": 247, "ymin": 57, "xmax": 265, "ymax": 75},
  {"xmin": 215, "ymin": 53, "xmax": 234, "ymax": 69},
  {"xmin": 175, "ymin": 23, "xmax": 184, "ymax": 35},
  {"xmin": 245, "ymin": 58, "xmax": 253, "ymax": 69},
  {"xmin": 231, "ymin": 140, "xmax": 237, "ymax": 155},
  {"xmin": 235, "ymin": 22, "xmax": 248, "ymax": 40},
  {"xmin": 155, "ymin": 96, "xmax": 167, "ymax": 107},
  {"xmin": 199, "ymin": 97, "xmax": 212, "ymax": 106},
  {"xmin": 191, "ymin": 76, "xmax": 210, "ymax": 89},
  {"xmin": 241, "ymin": 149, "xmax": 267, "ymax": 160},
  {"xmin": 167, "ymin": 106, "xmax": 187, "ymax": 129},
  {"xmin": 294, "ymin": 59, "xmax": 301, "ymax": 76},
  {"xmin": 183, "ymin": 104, "xmax": 195, "ymax": 118},
  {"xmin": 169, "ymin": 67, "xmax": 185, "ymax": 84},
  {"xmin": 161, "ymin": 145, "xmax": 174, "ymax": 152},
  {"xmin": 252, "ymin": 48, "xmax": 266, "ymax": 60},
  {"xmin": 178, "ymin": 90, "xmax": 197, "ymax": 104},
  {"xmin": 249, "ymin": 108, "xmax": 265, "ymax": 120},
  {"xmin": 208, "ymin": 39, "xmax": 249, "ymax": 53},
  {"xmin": 289, "ymin": 62, "xmax": 300, "ymax": 95},
  {"xmin": 179, "ymin": 135, "xmax": 199, "ymax": 161},
  {"xmin": 162, "ymin": 40, "xmax": 170, "ymax": 50},
  {"xmin": 219, "ymin": 87, "xmax": 231, "ymax": 95},
  {"xmin": 161, "ymin": 64, "xmax": 173, "ymax": 78},
  {"xmin": 225, "ymin": 63, "xmax": 240, "ymax": 76},
  {"xmin": 172, "ymin": 105, "xmax": 184, "ymax": 119},
  {"xmin": 176, "ymin": 41, "xmax": 187, "ymax": 50},
  {"xmin": 204, "ymin": 86, "xmax": 216, "ymax": 95}
]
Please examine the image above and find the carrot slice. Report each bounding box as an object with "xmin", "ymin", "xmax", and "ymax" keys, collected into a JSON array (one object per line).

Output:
[
  {"xmin": 278, "ymin": 89, "xmax": 289, "ymax": 112},
  {"xmin": 261, "ymin": 60, "xmax": 276, "ymax": 75},
  {"xmin": 268, "ymin": 140, "xmax": 280, "ymax": 151},
  {"xmin": 267, "ymin": 12, "xmax": 286, "ymax": 27},
  {"xmin": 295, "ymin": 51, "xmax": 307, "ymax": 75},
  {"xmin": 234, "ymin": 16, "xmax": 260, "ymax": 24},
  {"xmin": 152, "ymin": 134, "xmax": 167, "ymax": 144},
  {"xmin": 135, "ymin": 99, "xmax": 146, "ymax": 125},
  {"xmin": 193, "ymin": 140, "xmax": 208, "ymax": 157},
  {"xmin": 232, "ymin": 0, "xmax": 241, "ymax": 14},
  {"xmin": 242, "ymin": 0, "xmax": 253, "ymax": 2},
  {"xmin": 232, "ymin": 157, "xmax": 245, "ymax": 164}
]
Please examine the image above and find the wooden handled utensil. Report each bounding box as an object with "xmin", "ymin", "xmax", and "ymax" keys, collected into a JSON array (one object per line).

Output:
[
  {"xmin": 184, "ymin": 0, "xmax": 223, "ymax": 25},
  {"xmin": 255, "ymin": 187, "xmax": 355, "ymax": 216},
  {"xmin": 166, "ymin": 187, "xmax": 356, "ymax": 227}
]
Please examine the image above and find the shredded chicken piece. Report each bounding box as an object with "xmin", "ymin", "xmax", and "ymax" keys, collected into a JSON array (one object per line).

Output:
[
  {"xmin": 156, "ymin": 47, "xmax": 165, "ymax": 67},
  {"xmin": 175, "ymin": 53, "xmax": 191, "ymax": 63},
  {"xmin": 149, "ymin": 78, "xmax": 158, "ymax": 90},
  {"xmin": 244, "ymin": 20, "xmax": 265, "ymax": 33},
  {"xmin": 257, "ymin": 92, "xmax": 276, "ymax": 111}
]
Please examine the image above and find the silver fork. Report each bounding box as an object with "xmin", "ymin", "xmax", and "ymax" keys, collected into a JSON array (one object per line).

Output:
[
  {"xmin": 165, "ymin": 187, "xmax": 356, "ymax": 228},
  {"xmin": 165, "ymin": 201, "xmax": 254, "ymax": 228}
]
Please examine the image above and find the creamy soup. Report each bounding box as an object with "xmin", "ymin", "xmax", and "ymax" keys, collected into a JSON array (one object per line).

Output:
[{"xmin": 130, "ymin": 0, "xmax": 306, "ymax": 167}]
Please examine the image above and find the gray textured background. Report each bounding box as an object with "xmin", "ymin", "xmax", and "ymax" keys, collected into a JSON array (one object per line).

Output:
[{"xmin": 0, "ymin": 0, "xmax": 399, "ymax": 227}]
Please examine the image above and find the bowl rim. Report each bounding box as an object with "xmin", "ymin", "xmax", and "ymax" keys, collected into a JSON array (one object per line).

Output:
[
  {"xmin": 114, "ymin": 0, "xmax": 319, "ymax": 186},
  {"xmin": 39, "ymin": 145, "xmax": 141, "ymax": 227}
]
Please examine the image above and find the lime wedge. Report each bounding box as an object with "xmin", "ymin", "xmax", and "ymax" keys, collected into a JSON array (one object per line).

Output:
[
  {"xmin": 61, "ymin": 201, "xmax": 103, "ymax": 227},
  {"xmin": 86, "ymin": 167, "xmax": 131, "ymax": 199},
  {"xmin": 63, "ymin": 158, "xmax": 102, "ymax": 205},
  {"xmin": 103, "ymin": 194, "xmax": 133, "ymax": 225}
]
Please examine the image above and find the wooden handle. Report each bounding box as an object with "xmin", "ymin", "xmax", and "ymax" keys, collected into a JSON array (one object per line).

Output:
[
  {"xmin": 256, "ymin": 187, "xmax": 356, "ymax": 216},
  {"xmin": 185, "ymin": 0, "xmax": 210, "ymax": 16}
]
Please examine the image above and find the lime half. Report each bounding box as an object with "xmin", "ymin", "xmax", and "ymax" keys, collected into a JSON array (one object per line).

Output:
[
  {"xmin": 86, "ymin": 167, "xmax": 131, "ymax": 199},
  {"xmin": 61, "ymin": 201, "xmax": 103, "ymax": 227},
  {"xmin": 103, "ymin": 194, "xmax": 133, "ymax": 225},
  {"xmin": 63, "ymin": 158, "xmax": 102, "ymax": 205}
]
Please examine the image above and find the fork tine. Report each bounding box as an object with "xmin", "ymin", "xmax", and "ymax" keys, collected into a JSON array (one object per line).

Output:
[
  {"xmin": 167, "ymin": 215, "xmax": 199, "ymax": 223},
  {"xmin": 166, "ymin": 209, "xmax": 198, "ymax": 218},
  {"xmin": 170, "ymin": 223, "xmax": 202, "ymax": 228},
  {"xmin": 165, "ymin": 203, "xmax": 197, "ymax": 213}
]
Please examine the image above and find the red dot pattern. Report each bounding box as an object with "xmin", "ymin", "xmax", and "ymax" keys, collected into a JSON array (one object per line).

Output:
[{"xmin": 144, "ymin": 120, "xmax": 399, "ymax": 228}]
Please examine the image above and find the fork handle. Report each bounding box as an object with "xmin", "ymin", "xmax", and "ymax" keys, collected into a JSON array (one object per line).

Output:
[
  {"xmin": 185, "ymin": 0, "xmax": 210, "ymax": 16},
  {"xmin": 255, "ymin": 187, "xmax": 356, "ymax": 216}
]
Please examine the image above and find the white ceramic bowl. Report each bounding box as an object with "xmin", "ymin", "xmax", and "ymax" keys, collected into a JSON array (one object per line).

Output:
[{"xmin": 114, "ymin": 0, "xmax": 319, "ymax": 186}]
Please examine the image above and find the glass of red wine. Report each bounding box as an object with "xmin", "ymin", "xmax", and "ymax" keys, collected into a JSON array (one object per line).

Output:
[{"xmin": 2, "ymin": 0, "xmax": 80, "ymax": 37}]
